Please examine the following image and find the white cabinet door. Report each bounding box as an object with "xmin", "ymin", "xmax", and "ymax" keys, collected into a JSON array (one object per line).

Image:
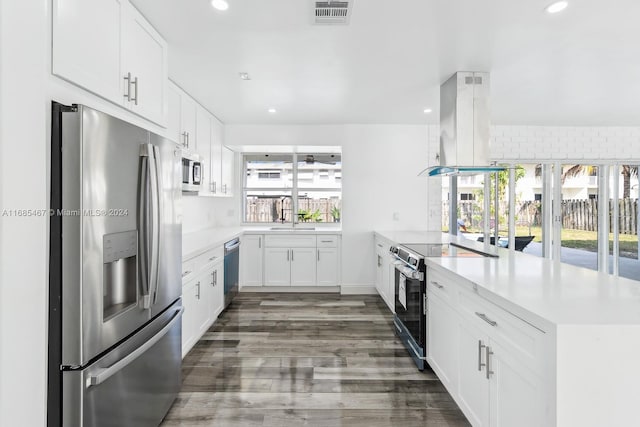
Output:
[
  {"xmin": 264, "ymin": 248, "xmax": 291, "ymax": 286},
  {"xmin": 209, "ymin": 261, "xmax": 224, "ymax": 321},
  {"xmin": 385, "ymin": 253, "xmax": 395, "ymax": 312},
  {"xmin": 457, "ymin": 319, "xmax": 490, "ymax": 427},
  {"xmin": 375, "ymin": 246, "xmax": 388, "ymax": 303},
  {"xmin": 52, "ymin": 0, "xmax": 123, "ymax": 103},
  {"xmin": 427, "ymin": 292, "xmax": 459, "ymax": 394},
  {"xmin": 291, "ymin": 248, "xmax": 317, "ymax": 286},
  {"xmin": 167, "ymin": 83, "xmax": 182, "ymax": 144},
  {"xmin": 196, "ymin": 108, "xmax": 212, "ymax": 193},
  {"xmin": 241, "ymin": 235, "xmax": 264, "ymax": 287},
  {"xmin": 221, "ymin": 146, "xmax": 234, "ymax": 196},
  {"xmin": 194, "ymin": 270, "xmax": 212, "ymax": 337},
  {"xmin": 181, "ymin": 280, "xmax": 198, "ymax": 358},
  {"xmin": 181, "ymin": 96, "xmax": 197, "ymax": 151},
  {"xmin": 489, "ymin": 340, "xmax": 545, "ymax": 427},
  {"xmin": 121, "ymin": 3, "xmax": 167, "ymax": 125},
  {"xmin": 317, "ymin": 247, "xmax": 339, "ymax": 286},
  {"xmin": 209, "ymin": 117, "xmax": 223, "ymax": 195}
]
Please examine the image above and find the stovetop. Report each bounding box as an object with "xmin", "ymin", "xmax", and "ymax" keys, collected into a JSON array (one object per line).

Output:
[{"xmin": 402, "ymin": 243, "xmax": 488, "ymax": 258}]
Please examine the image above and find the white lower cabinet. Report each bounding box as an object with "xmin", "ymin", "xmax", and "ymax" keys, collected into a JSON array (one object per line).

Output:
[
  {"xmin": 426, "ymin": 266, "xmax": 547, "ymax": 427},
  {"xmin": 317, "ymin": 247, "xmax": 339, "ymax": 286},
  {"xmin": 241, "ymin": 235, "xmax": 264, "ymax": 286},
  {"xmin": 181, "ymin": 245, "xmax": 226, "ymax": 358},
  {"xmin": 291, "ymin": 248, "xmax": 317, "ymax": 286},
  {"xmin": 426, "ymin": 291, "xmax": 458, "ymax": 395},
  {"xmin": 245, "ymin": 234, "xmax": 340, "ymax": 288},
  {"xmin": 374, "ymin": 235, "xmax": 394, "ymax": 312},
  {"xmin": 264, "ymin": 248, "xmax": 292, "ymax": 286}
]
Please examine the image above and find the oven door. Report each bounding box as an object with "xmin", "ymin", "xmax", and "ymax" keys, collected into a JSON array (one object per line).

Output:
[{"xmin": 394, "ymin": 265, "xmax": 425, "ymax": 348}]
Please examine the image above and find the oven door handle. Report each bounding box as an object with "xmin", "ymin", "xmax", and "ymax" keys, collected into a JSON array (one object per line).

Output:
[{"xmin": 395, "ymin": 264, "xmax": 424, "ymax": 281}]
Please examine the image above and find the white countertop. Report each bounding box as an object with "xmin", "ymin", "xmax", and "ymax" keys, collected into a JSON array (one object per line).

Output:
[
  {"xmin": 183, "ymin": 226, "xmax": 342, "ymax": 260},
  {"xmin": 243, "ymin": 226, "xmax": 342, "ymax": 235},
  {"xmin": 375, "ymin": 230, "xmax": 640, "ymax": 328},
  {"xmin": 182, "ymin": 227, "xmax": 243, "ymax": 260}
]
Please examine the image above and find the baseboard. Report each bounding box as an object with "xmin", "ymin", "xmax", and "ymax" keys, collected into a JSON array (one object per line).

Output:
[
  {"xmin": 340, "ymin": 284, "xmax": 377, "ymax": 295},
  {"xmin": 240, "ymin": 286, "xmax": 340, "ymax": 293}
]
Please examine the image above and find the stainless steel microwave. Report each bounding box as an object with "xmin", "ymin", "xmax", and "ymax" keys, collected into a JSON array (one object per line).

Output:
[{"xmin": 182, "ymin": 150, "xmax": 202, "ymax": 193}]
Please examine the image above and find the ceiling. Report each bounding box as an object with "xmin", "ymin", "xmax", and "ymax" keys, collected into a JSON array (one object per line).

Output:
[{"xmin": 131, "ymin": 0, "xmax": 640, "ymax": 126}]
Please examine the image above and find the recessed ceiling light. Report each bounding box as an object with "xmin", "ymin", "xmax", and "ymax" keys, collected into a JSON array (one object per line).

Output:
[
  {"xmin": 268, "ymin": 108, "xmax": 277, "ymax": 114},
  {"xmin": 545, "ymin": 1, "xmax": 568, "ymax": 14},
  {"xmin": 423, "ymin": 108, "xmax": 433, "ymax": 114},
  {"xmin": 211, "ymin": 0, "xmax": 229, "ymax": 11},
  {"xmin": 238, "ymin": 72, "xmax": 251, "ymax": 81}
]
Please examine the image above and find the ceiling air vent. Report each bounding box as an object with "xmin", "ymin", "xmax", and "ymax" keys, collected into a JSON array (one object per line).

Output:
[{"xmin": 314, "ymin": 1, "xmax": 353, "ymax": 25}]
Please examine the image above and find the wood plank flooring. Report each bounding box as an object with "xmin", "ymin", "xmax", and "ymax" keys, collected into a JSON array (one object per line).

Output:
[{"xmin": 161, "ymin": 293, "xmax": 470, "ymax": 427}]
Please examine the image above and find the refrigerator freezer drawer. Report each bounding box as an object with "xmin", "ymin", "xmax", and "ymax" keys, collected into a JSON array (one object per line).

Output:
[{"xmin": 62, "ymin": 303, "xmax": 183, "ymax": 427}]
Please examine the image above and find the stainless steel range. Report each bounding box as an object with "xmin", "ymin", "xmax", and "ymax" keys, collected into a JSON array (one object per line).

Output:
[{"xmin": 391, "ymin": 242, "xmax": 496, "ymax": 370}]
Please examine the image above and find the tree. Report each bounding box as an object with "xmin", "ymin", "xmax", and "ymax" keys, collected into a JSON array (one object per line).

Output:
[{"xmin": 621, "ymin": 165, "xmax": 638, "ymax": 199}]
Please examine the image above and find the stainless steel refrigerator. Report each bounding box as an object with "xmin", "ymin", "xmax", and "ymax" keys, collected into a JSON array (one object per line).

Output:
[{"xmin": 48, "ymin": 103, "xmax": 183, "ymax": 426}]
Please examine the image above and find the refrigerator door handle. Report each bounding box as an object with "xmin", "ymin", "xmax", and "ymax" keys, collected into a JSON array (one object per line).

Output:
[
  {"xmin": 139, "ymin": 143, "xmax": 159, "ymax": 309},
  {"xmin": 151, "ymin": 145, "xmax": 162, "ymax": 305},
  {"xmin": 86, "ymin": 307, "xmax": 184, "ymax": 388}
]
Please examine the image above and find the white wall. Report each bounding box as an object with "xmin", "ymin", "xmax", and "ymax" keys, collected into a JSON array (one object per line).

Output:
[
  {"xmin": 182, "ymin": 196, "xmax": 239, "ymax": 234},
  {"xmin": 226, "ymin": 124, "xmax": 433, "ymax": 290},
  {"xmin": 0, "ymin": 0, "xmax": 49, "ymax": 425}
]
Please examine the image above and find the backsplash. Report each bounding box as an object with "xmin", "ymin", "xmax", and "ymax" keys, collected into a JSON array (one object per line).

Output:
[{"xmin": 181, "ymin": 196, "xmax": 239, "ymax": 234}]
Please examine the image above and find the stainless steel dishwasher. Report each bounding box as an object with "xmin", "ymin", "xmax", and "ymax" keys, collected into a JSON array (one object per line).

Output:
[{"xmin": 223, "ymin": 238, "xmax": 240, "ymax": 309}]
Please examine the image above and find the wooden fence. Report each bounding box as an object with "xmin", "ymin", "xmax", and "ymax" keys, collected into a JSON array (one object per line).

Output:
[
  {"xmin": 245, "ymin": 197, "xmax": 341, "ymax": 223},
  {"xmin": 443, "ymin": 199, "xmax": 639, "ymax": 234}
]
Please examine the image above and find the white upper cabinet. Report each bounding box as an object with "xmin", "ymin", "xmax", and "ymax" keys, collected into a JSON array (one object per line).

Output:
[
  {"xmin": 196, "ymin": 107, "xmax": 212, "ymax": 191},
  {"xmin": 52, "ymin": 0, "xmax": 123, "ymax": 103},
  {"xmin": 209, "ymin": 117, "xmax": 224, "ymax": 195},
  {"xmin": 221, "ymin": 146, "xmax": 235, "ymax": 196},
  {"xmin": 52, "ymin": 0, "xmax": 168, "ymax": 126},
  {"xmin": 121, "ymin": 3, "xmax": 167, "ymax": 125},
  {"xmin": 166, "ymin": 83, "xmax": 182, "ymax": 144},
  {"xmin": 181, "ymin": 96, "xmax": 197, "ymax": 150}
]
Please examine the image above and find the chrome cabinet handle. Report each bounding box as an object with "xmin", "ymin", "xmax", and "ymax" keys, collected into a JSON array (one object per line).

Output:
[
  {"xmin": 123, "ymin": 72, "xmax": 132, "ymax": 101},
  {"xmin": 131, "ymin": 76, "xmax": 138, "ymax": 105},
  {"xmin": 186, "ymin": 132, "xmax": 190, "ymax": 148},
  {"xmin": 377, "ymin": 243, "xmax": 383, "ymax": 248},
  {"xmin": 291, "ymin": 249, "xmax": 294, "ymax": 261},
  {"xmin": 318, "ymin": 249, "xmax": 320, "ymax": 261},
  {"xmin": 223, "ymin": 184, "xmax": 227, "ymax": 194},
  {"xmin": 321, "ymin": 240, "xmax": 333, "ymax": 243},
  {"xmin": 486, "ymin": 346, "xmax": 494, "ymax": 379},
  {"xmin": 475, "ymin": 312, "xmax": 498, "ymax": 327},
  {"xmin": 286, "ymin": 250, "xmax": 289, "ymax": 261},
  {"xmin": 258, "ymin": 237, "xmax": 261, "ymax": 249},
  {"xmin": 430, "ymin": 281, "xmax": 444, "ymax": 289},
  {"xmin": 478, "ymin": 340, "xmax": 486, "ymax": 371},
  {"xmin": 196, "ymin": 281, "xmax": 201, "ymax": 299},
  {"xmin": 377, "ymin": 255, "xmax": 382, "ymax": 267},
  {"xmin": 209, "ymin": 256, "xmax": 217, "ymax": 262},
  {"xmin": 182, "ymin": 270, "xmax": 192, "ymax": 277},
  {"xmin": 212, "ymin": 181, "xmax": 217, "ymax": 193},
  {"xmin": 181, "ymin": 132, "xmax": 187, "ymax": 147}
]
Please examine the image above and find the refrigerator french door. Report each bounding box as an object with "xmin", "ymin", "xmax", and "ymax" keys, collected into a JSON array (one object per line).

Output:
[{"xmin": 48, "ymin": 103, "xmax": 183, "ymax": 427}]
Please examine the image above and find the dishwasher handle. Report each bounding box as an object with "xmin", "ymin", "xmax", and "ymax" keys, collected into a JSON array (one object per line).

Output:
[{"xmin": 224, "ymin": 238, "xmax": 240, "ymax": 254}]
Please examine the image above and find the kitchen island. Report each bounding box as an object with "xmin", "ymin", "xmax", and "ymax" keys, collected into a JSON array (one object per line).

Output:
[{"xmin": 375, "ymin": 230, "xmax": 640, "ymax": 427}]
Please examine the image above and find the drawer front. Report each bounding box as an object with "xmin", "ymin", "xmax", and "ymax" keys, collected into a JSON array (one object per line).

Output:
[
  {"xmin": 181, "ymin": 259, "xmax": 196, "ymax": 284},
  {"xmin": 426, "ymin": 267, "xmax": 457, "ymax": 307},
  {"xmin": 192, "ymin": 246, "xmax": 224, "ymax": 270},
  {"xmin": 265, "ymin": 235, "xmax": 317, "ymax": 248},
  {"xmin": 317, "ymin": 235, "xmax": 339, "ymax": 248},
  {"xmin": 457, "ymin": 288, "xmax": 546, "ymax": 374}
]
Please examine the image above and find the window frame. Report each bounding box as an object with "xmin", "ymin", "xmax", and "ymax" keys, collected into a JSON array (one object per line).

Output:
[{"xmin": 241, "ymin": 152, "xmax": 342, "ymax": 226}]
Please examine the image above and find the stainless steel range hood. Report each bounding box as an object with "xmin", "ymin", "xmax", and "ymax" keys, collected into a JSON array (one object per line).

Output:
[{"xmin": 420, "ymin": 71, "xmax": 505, "ymax": 177}]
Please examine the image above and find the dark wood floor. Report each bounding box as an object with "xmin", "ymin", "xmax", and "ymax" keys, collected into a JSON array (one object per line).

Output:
[{"xmin": 161, "ymin": 293, "xmax": 470, "ymax": 427}]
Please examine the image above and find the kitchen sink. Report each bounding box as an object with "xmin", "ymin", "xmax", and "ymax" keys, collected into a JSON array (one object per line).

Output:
[{"xmin": 269, "ymin": 227, "xmax": 316, "ymax": 231}]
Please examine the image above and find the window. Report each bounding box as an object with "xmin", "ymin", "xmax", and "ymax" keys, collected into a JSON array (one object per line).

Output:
[
  {"xmin": 460, "ymin": 193, "xmax": 475, "ymax": 201},
  {"xmin": 243, "ymin": 153, "xmax": 342, "ymax": 224}
]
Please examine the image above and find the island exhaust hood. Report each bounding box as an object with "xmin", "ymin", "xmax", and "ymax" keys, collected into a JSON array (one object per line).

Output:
[{"xmin": 419, "ymin": 71, "xmax": 505, "ymax": 177}]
